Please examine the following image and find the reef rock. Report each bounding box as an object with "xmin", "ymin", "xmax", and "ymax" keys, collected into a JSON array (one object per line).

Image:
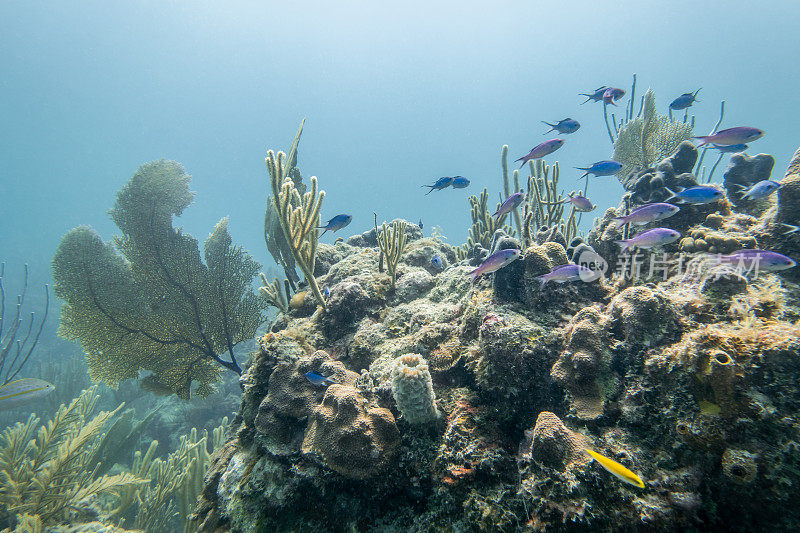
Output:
[
  {"xmin": 301, "ymin": 384, "xmax": 400, "ymax": 479},
  {"xmin": 723, "ymin": 152, "xmax": 775, "ymax": 215},
  {"xmin": 527, "ymin": 411, "xmax": 590, "ymax": 470}
]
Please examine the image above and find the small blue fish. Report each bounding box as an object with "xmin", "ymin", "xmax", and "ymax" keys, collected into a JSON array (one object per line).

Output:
[
  {"xmin": 318, "ymin": 214, "xmax": 352, "ymax": 237},
  {"xmin": 322, "ymin": 286, "xmax": 331, "ymax": 300},
  {"xmin": 418, "ymin": 219, "xmax": 423, "ymax": 229},
  {"xmin": 665, "ymin": 185, "xmax": 725, "ymax": 205},
  {"xmin": 710, "ymin": 144, "xmax": 748, "ymax": 153},
  {"xmin": 431, "ymin": 255, "xmax": 445, "ymax": 270},
  {"xmin": 493, "ymin": 192, "xmax": 525, "ymax": 220},
  {"xmin": 669, "ymin": 89, "xmax": 701, "ymax": 111},
  {"xmin": 451, "ymin": 176, "xmax": 470, "ymax": 188},
  {"xmin": 738, "ymin": 180, "xmax": 781, "ymax": 200},
  {"xmin": 542, "ymin": 118, "xmax": 580, "ymax": 135},
  {"xmin": 580, "ymin": 86, "xmax": 608, "ymax": 104},
  {"xmin": 422, "ymin": 177, "xmax": 454, "ymax": 194},
  {"xmin": 305, "ymin": 371, "xmax": 337, "ymax": 386},
  {"xmin": 576, "ymin": 160, "xmax": 623, "ymax": 179}
]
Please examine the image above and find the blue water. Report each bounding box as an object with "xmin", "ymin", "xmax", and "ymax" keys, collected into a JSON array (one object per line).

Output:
[{"xmin": 2, "ymin": 0, "xmax": 799, "ymax": 293}]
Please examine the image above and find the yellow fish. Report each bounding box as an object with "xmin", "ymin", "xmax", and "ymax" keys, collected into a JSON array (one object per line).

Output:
[
  {"xmin": 584, "ymin": 448, "xmax": 645, "ymax": 488},
  {"xmin": 0, "ymin": 378, "xmax": 56, "ymax": 410}
]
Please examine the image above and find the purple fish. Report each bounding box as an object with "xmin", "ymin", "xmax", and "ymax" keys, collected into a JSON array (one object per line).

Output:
[
  {"xmin": 693, "ymin": 127, "xmax": 764, "ymax": 147},
  {"xmin": 468, "ymin": 249, "xmax": 521, "ymax": 282},
  {"xmin": 669, "ymin": 89, "xmax": 701, "ymax": 111},
  {"xmin": 580, "ymin": 86, "xmax": 608, "ymax": 104},
  {"xmin": 566, "ymin": 192, "xmax": 595, "ymax": 212},
  {"xmin": 534, "ymin": 264, "xmax": 601, "ymax": 287},
  {"xmin": 717, "ymin": 249, "xmax": 796, "ymax": 272},
  {"xmin": 603, "ymin": 87, "xmax": 625, "ymax": 106},
  {"xmin": 515, "ymin": 139, "xmax": 565, "ymax": 168},
  {"xmin": 576, "ymin": 160, "xmax": 623, "ymax": 179},
  {"xmin": 738, "ymin": 180, "xmax": 781, "ymax": 200},
  {"xmin": 613, "ymin": 203, "xmax": 680, "ymax": 226},
  {"xmin": 666, "ymin": 185, "xmax": 725, "ymax": 205},
  {"xmin": 616, "ymin": 228, "xmax": 681, "ymax": 251},
  {"xmin": 493, "ymin": 192, "xmax": 525, "ymax": 220}
]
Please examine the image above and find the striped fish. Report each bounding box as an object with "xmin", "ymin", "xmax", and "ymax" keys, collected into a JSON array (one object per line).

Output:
[{"xmin": 0, "ymin": 378, "xmax": 56, "ymax": 409}]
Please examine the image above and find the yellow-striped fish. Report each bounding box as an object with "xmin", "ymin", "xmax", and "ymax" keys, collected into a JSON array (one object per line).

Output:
[
  {"xmin": 584, "ymin": 448, "xmax": 645, "ymax": 488},
  {"xmin": 0, "ymin": 378, "xmax": 56, "ymax": 410}
]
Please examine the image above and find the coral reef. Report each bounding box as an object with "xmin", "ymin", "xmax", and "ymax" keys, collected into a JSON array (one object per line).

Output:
[
  {"xmin": 722, "ymin": 152, "xmax": 775, "ymax": 215},
  {"xmin": 189, "ymin": 143, "xmax": 800, "ymax": 533}
]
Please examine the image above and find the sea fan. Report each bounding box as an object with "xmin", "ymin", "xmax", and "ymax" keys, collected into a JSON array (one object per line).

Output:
[{"xmin": 613, "ymin": 89, "xmax": 694, "ymax": 179}]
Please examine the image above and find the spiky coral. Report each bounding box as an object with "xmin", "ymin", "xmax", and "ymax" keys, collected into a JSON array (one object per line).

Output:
[
  {"xmin": 0, "ymin": 387, "xmax": 146, "ymax": 526},
  {"xmin": 522, "ymin": 158, "xmax": 578, "ymax": 247},
  {"xmin": 258, "ymin": 274, "xmax": 290, "ymax": 314},
  {"xmin": 456, "ymin": 189, "xmax": 515, "ymax": 259},
  {"xmin": 613, "ymin": 88, "xmax": 694, "ymax": 179},
  {"xmin": 52, "ymin": 161, "xmax": 266, "ymax": 399},
  {"xmin": 266, "ymin": 120, "xmax": 327, "ymax": 310},
  {"xmin": 375, "ymin": 216, "xmax": 408, "ymax": 289}
]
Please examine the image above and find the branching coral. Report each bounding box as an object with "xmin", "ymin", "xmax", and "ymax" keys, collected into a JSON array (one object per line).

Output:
[
  {"xmin": 613, "ymin": 89, "xmax": 694, "ymax": 179},
  {"xmin": 521, "ymin": 159, "xmax": 578, "ymax": 247},
  {"xmin": 501, "ymin": 145, "xmax": 523, "ymax": 236},
  {"xmin": 0, "ymin": 387, "xmax": 146, "ymax": 527},
  {"xmin": 258, "ymin": 274, "xmax": 290, "ymax": 314},
  {"xmin": 374, "ymin": 215, "xmax": 408, "ymax": 289},
  {"xmin": 0, "ymin": 263, "xmax": 49, "ymax": 385},
  {"xmin": 456, "ymin": 188, "xmax": 514, "ymax": 259},
  {"xmin": 52, "ymin": 160, "xmax": 266, "ymax": 399},
  {"xmin": 266, "ymin": 120, "xmax": 327, "ymax": 310}
]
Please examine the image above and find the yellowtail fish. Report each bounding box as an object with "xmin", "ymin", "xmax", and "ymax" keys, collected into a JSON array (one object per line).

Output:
[
  {"xmin": 584, "ymin": 448, "xmax": 645, "ymax": 488},
  {"xmin": 0, "ymin": 378, "xmax": 56, "ymax": 409}
]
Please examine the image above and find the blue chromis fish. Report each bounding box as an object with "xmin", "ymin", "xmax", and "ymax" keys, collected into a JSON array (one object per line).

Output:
[
  {"xmin": 534, "ymin": 264, "xmax": 601, "ymax": 287},
  {"xmin": 318, "ymin": 214, "xmax": 352, "ymax": 237},
  {"xmin": 603, "ymin": 87, "xmax": 625, "ymax": 106},
  {"xmin": 468, "ymin": 249, "xmax": 521, "ymax": 282},
  {"xmin": 616, "ymin": 228, "xmax": 681, "ymax": 251},
  {"xmin": 613, "ymin": 203, "xmax": 680, "ymax": 226},
  {"xmin": 430, "ymin": 255, "xmax": 445, "ymax": 270},
  {"xmin": 737, "ymin": 180, "xmax": 781, "ymax": 200},
  {"xmin": 693, "ymin": 126, "xmax": 764, "ymax": 147},
  {"xmin": 451, "ymin": 176, "xmax": 470, "ymax": 188},
  {"xmin": 576, "ymin": 160, "xmax": 623, "ymax": 179},
  {"xmin": 492, "ymin": 192, "xmax": 525, "ymax": 220},
  {"xmin": 585, "ymin": 448, "xmax": 645, "ymax": 488},
  {"xmin": 565, "ymin": 192, "xmax": 595, "ymax": 212},
  {"xmin": 422, "ymin": 176, "xmax": 454, "ymax": 194},
  {"xmin": 669, "ymin": 89, "xmax": 701, "ymax": 110},
  {"xmin": 542, "ymin": 118, "xmax": 580, "ymax": 135},
  {"xmin": 515, "ymin": 139, "xmax": 565, "ymax": 168},
  {"xmin": 418, "ymin": 219, "xmax": 423, "ymax": 229},
  {"xmin": 710, "ymin": 143, "xmax": 748, "ymax": 153},
  {"xmin": 305, "ymin": 371, "xmax": 337, "ymax": 386},
  {"xmin": 0, "ymin": 378, "xmax": 55, "ymax": 410},
  {"xmin": 580, "ymin": 86, "xmax": 608, "ymax": 104},
  {"xmin": 322, "ymin": 285, "xmax": 331, "ymax": 299},
  {"xmin": 665, "ymin": 185, "xmax": 725, "ymax": 204},
  {"xmin": 717, "ymin": 249, "xmax": 796, "ymax": 272}
]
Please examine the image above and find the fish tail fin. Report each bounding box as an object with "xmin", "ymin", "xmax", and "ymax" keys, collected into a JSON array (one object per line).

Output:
[
  {"xmin": 319, "ymin": 228, "xmax": 329, "ymax": 237},
  {"xmin": 534, "ymin": 276, "xmax": 548, "ymax": 288},
  {"xmin": 541, "ymin": 121, "xmax": 555, "ymax": 134},
  {"xmin": 692, "ymin": 136, "xmax": 710, "ymax": 147},
  {"xmin": 664, "ymin": 187, "xmax": 681, "ymax": 203},
  {"xmin": 611, "ymin": 216, "xmax": 626, "ymax": 226},
  {"xmin": 615, "ymin": 239, "xmax": 632, "ymax": 252},
  {"xmin": 782, "ymin": 223, "xmax": 800, "ymax": 234},
  {"xmin": 468, "ymin": 269, "xmax": 481, "ymax": 283}
]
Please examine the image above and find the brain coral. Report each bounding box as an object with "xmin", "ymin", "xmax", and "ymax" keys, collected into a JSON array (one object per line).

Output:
[
  {"xmin": 528, "ymin": 411, "xmax": 590, "ymax": 470},
  {"xmin": 302, "ymin": 384, "xmax": 400, "ymax": 479}
]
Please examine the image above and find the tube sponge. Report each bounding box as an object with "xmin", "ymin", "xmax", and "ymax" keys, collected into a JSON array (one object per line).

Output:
[{"xmin": 391, "ymin": 354, "xmax": 440, "ymax": 424}]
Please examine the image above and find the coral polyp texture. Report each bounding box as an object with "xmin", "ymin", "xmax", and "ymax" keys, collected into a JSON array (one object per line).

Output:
[{"xmin": 190, "ymin": 144, "xmax": 800, "ymax": 532}]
